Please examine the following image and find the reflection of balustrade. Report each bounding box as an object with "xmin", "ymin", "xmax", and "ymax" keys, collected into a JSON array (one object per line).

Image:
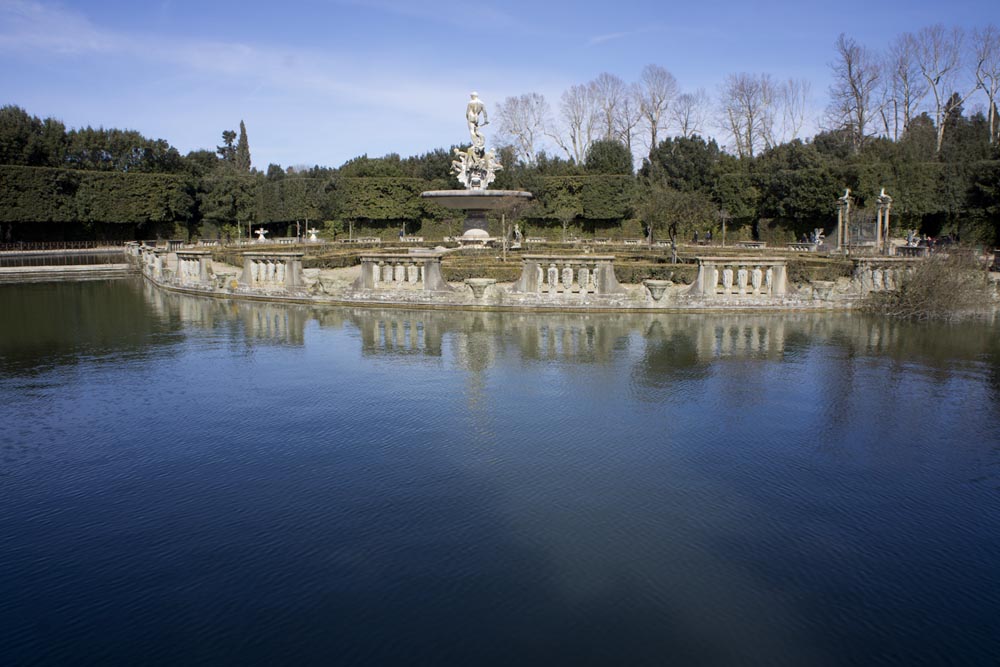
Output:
[
  {"xmin": 240, "ymin": 252, "xmax": 303, "ymax": 290},
  {"xmin": 351, "ymin": 253, "xmax": 453, "ymax": 291},
  {"xmin": 688, "ymin": 257, "xmax": 787, "ymax": 298},
  {"xmin": 852, "ymin": 257, "xmax": 918, "ymax": 293},
  {"xmin": 511, "ymin": 255, "xmax": 625, "ymax": 295},
  {"xmin": 175, "ymin": 250, "xmax": 211, "ymax": 285}
]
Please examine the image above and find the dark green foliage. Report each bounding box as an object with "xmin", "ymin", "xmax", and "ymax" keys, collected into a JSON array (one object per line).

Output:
[
  {"xmin": 642, "ymin": 135, "xmax": 722, "ymax": 193},
  {"xmin": 235, "ymin": 121, "xmax": 251, "ymax": 172},
  {"xmin": 585, "ymin": 139, "xmax": 633, "ymax": 175},
  {"xmin": 0, "ymin": 165, "xmax": 194, "ymax": 223},
  {"xmin": 256, "ymin": 176, "xmax": 335, "ymax": 223}
]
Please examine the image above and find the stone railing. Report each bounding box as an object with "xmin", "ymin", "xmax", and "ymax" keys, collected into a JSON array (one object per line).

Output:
[
  {"xmin": 510, "ymin": 255, "xmax": 625, "ymax": 295},
  {"xmin": 175, "ymin": 250, "xmax": 212, "ymax": 285},
  {"xmin": 400, "ymin": 236, "xmax": 424, "ymax": 243},
  {"xmin": 339, "ymin": 237, "xmax": 381, "ymax": 244},
  {"xmin": 135, "ymin": 245, "xmax": 169, "ymax": 281},
  {"xmin": 736, "ymin": 241, "xmax": 767, "ymax": 249},
  {"xmin": 896, "ymin": 245, "xmax": 930, "ymax": 258},
  {"xmin": 241, "ymin": 252, "xmax": 303, "ymax": 290},
  {"xmin": 787, "ymin": 242, "xmax": 818, "ymax": 252},
  {"xmin": 351, "ymin": 252, "xmax": 452, "ymax": 291},
  {"xmin": 687, "ymin": 257, "xmax": 788, "ymax": 298},
  {"xmin": 852, "ymin": 257, "xmax": 919, "ymax": 292}
]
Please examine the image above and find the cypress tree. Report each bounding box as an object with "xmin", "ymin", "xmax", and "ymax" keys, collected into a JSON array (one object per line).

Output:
[{"xmin": 235, "ymin": 120, "xmax": 251, "ymax": 172}]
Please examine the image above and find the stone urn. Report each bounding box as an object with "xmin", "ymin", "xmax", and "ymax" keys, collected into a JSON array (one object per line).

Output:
[
  {"xmin": 642, "ymin": 279, "xmax": 673, "ymax": 302},
  {"xmin": 465, "ymin": 278, "xmax": 496, "ymax": 299}
]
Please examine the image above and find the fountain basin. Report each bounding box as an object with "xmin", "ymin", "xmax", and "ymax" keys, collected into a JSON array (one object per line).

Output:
[{"xmin": 422, "ymin": 190, "xmax": 533, "ymax": 243}]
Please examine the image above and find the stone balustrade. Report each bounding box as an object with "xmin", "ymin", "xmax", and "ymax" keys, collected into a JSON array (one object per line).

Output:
[
  {"xmin": 511, "ymin": 255, "xmax": 625, "ymax": 295},
  {"xmin": 896, "ymin": 245, "xmax": 930, "ymax": 258},
  {"xmin": 852, "ymin": 257, "xmax": 918, "ymax": 292},
  {"xmin": 688, "ymin": 257, "xmax": 788, "ymax": 298},
  {"xmin": 241, "ymin": 252, "xmax": 303, "ymax": 290},
  {"xmin": 175, "ymin": 250, "xmax": 212, "ymax": 285},
  {"xmin": 787, "ymin": 242, "xmax": 818, "ymax": 252},
  {"xmin": 351, "ymin": 252, "xmax": 452, "ymax": 291},
  {"xmin": 737, "ymin": 241, "xmax": 767, "ymax": 249}
]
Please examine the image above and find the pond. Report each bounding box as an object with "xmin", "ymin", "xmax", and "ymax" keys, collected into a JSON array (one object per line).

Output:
[{"xmin": 2, "ymin": 279, "xmax": 999, "ymax": 665}]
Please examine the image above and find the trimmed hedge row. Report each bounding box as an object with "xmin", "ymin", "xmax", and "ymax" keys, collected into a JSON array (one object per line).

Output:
[{"xmin": 0, "ymin": 165, "xmax": 195, "ymax": 223}]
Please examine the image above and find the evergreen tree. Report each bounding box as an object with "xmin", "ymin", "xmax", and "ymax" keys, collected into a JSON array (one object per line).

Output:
[
  {"xmin": 217, "ymin": 130, "xmax": 236, "ymax": 162},
  {"xmin": 235, "ymin": 120, "xmax": 251, "ymax": 172}
]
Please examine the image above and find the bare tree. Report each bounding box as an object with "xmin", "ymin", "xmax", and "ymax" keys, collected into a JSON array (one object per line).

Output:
[
  {"xmin": 973, "ymin": 25, "xmax": 1000, "ymax": 144},
  {"xmin": 671, "ymin": 89, "xmax": 710, "ymax": 138},
  {"xmin": 913, "ymin": 24, "xmax": 980, "ymax": 153},
  {"xmin": 778, "ymin": 78, "xmax": 811, "ymax": 143},
  {"xmin": 549, "ymin": 83, "xmax": 598, "ymax": 164},
  {"xmin": 638, "ymin": 64, "xmax": 678, "ymax": 152},
  {"xmin": 827, "ymin": 33, "xmax": 881, "ymax": 153},
  {"xmin": 884, "ymin": 32, "xmax": 928, "ymax": 139},
  {"xmin": 719, "ymin": 72, "xmax": 775, "ymax": 158},
  {"xmin": 496, "ymin": 92, "xmax": 551, "ymax": 165},
  {"xmin": 591, "ymin": 72, "xmax": 629, "ymax": 140},
  {"xmin": 615, "ymin": 82, "xmax": 644, "ymax": 160}
]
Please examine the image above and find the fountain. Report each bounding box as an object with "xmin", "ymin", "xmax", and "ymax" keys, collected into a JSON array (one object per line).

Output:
[{"xmin": 420, "ymin": 92, "xmax": 532, "ymax": 245}]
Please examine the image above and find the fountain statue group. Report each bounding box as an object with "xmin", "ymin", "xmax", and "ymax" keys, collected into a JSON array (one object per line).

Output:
[{"xmin": 451, "ymin": 92, "xmax": 503, "ymax": 190}]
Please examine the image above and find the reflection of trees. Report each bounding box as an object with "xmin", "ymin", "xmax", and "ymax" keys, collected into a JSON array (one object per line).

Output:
[{"xmin": 0, "ymin": 279, "xmax": 183, "ymax": 374}]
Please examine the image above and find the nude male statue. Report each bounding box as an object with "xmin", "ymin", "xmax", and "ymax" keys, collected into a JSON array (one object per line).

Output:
[{"xmin": 466, "ymin": 91, "xmax": 489, "ymax": 147}]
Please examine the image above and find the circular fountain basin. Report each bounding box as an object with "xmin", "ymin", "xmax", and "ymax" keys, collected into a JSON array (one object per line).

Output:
[{"xmin": 420, "ymin": 190, "xmax": 533, "ymax": 209}]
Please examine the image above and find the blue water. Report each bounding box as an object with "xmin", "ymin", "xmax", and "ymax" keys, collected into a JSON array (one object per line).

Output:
[{"xmin": 2, "ymin": 280, "xmax": 999, "ymax": 665}]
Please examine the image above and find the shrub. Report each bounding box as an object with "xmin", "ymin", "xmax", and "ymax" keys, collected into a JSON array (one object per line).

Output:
[{"xmin": 863, "ymin": 251, "xmax": 993, "ymax": 321}]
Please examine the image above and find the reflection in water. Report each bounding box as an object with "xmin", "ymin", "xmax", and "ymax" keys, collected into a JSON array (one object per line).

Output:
[{"xmin": 3, "ymin": 280, "xmax": 1000, "ymax": 665}]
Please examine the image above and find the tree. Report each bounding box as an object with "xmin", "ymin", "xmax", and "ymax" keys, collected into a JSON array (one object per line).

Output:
[
  {"xmin": 719, "ymin": 72, "xmax": 776, "ymax": 158},
  {"xmin": 637, "ymin": 182, "xmax": 715, "ymax": 245},
  {"xmin": 550, "ymin": 83, "xmax": 597, "ymax": 164},
  {"xmin": 585, "ymin": 139, "xmax": 633, "ymax": 175},
  {"xmin": 496, "ymin": 92, "xmax": 550, "ymax": 165},
  {"xmin": 642, "ymin": 135, "xmax": 721, "ymax": 193},
  {"xmin": 638, "ymin": 64, "xmax": 678, "ymax": 153},
  {"xmin": 217, "ymin": 130, "xmax": 236, "ymax": 162},
  {"xmin": 883, "ymin": 32, "xmax": 928, "ymax": 140},
  {"xmin": 827, "ymin": 33, "xmax": 881, "ymax": 153},
  {"xmin": 235, "ymin": 120, "xmax": 251, "ymax": 172},
  {"xmin": 777, "ymin": 78, "xmax": 811, "ymax": 144},
  {"xmin": 913, "ymin": 25, "xmax": 980, "ymax": 154},
  {"xmin": 671, "ymin": 90, "xmax": 710, "ymax": 139},
  {"xmin": 591, "ymin": 72, "xmax": 628, "ymax": 141},
  {"xmin": 973, "ymin": 25, "xmax": 1000, "ymax": 145},
  {"xmin": 615, "ymin": 83, "xmax": 644, "ymax": 160}
]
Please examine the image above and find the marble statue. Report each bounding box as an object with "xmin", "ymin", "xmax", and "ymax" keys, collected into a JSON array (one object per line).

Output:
[
  {"xmin": 466, "ymin": 91, "xmax": 489, "ymax": 148},
  {"xmin": 255, "ymin": 228, "xmax": 268, "ymax": 243},
  {"xmin": 452, "ymin": 91, "xmax": 503, "ymax": 190}
]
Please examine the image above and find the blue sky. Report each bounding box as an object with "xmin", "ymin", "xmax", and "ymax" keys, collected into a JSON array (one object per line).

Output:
[{"xmin": 1, "ymin": 0, "xmax": 996, "ymax": 169}]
